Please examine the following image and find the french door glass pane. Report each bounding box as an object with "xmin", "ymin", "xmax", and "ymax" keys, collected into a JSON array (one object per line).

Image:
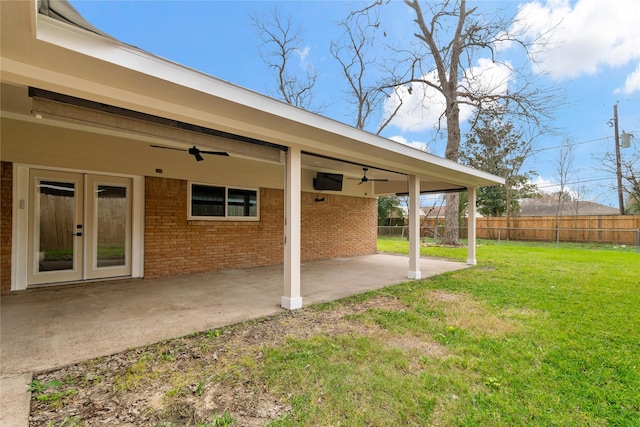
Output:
[
  {"xmin": 38, "ymin": 180, "xmax": 75, "ymax": 272},
  {"xmin": 96, "ymin": 185, "xmax": 127, "ymax": 268}
]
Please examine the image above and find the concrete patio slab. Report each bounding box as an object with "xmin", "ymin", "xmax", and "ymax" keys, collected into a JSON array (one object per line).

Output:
[{"xmin": 0, "ymin": 254, "xmax": 468, "ymax": 426}]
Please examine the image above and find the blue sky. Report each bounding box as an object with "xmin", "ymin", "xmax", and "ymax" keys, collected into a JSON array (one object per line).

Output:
[{"xmin": 69, "ymin": 0, "xmax": 640, "ymax": 208}]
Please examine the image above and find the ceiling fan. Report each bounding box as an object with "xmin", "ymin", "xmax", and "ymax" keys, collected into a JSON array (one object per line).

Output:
[
  {"xmin": 150, "ymin": 144, "xmax": 229, "ymax": 161},
  {"xmin": 349, "ymin": 167, "xmax": 389, "ymax": 185}
]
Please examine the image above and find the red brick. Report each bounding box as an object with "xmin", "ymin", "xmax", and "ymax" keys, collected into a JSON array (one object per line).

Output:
[
  {"xmin": 1, "ymin": 162, "xmax": 12, "ymax": 294},
  {"xmin": 144, "ymin": 177, "xmax": 377, "ymax": 278}
]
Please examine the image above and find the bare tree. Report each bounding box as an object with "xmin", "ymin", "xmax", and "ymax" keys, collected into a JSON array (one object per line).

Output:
[
  {"xmin": 251, "ymin": 8, "xmax": 321, "ymax": 111},
  {"xmin": 567, "ymin": 179, "xmax": 590, "ymax": 236},
  {"xmin": 330, "ymin": 9, "xmax": 379, "ymax": 130},
  {"xmin": 330, "ymin": 7, "xmax": 404, "ymax": 133},
  {"xmin": 554, "ymin": 139, "xmax": 575, "ymax": 222},
  {"xmin": 371, "ymin": 0, "xmax": 560, "ymax": 245},
  {"xmin": 598, "ymin": 148, "xmax": 640, "ymax": 214}
]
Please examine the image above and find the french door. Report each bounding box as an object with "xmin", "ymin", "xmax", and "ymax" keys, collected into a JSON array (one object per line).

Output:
[{"xmin": 28, "ymin": 170, "xmax": 132, "ymax": 285}]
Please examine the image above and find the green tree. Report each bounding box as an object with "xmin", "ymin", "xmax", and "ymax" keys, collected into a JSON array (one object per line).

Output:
[
  {"xmin": 460, "ymin": 110, "xmax": 538, "ymax": 237},
  {"xmin": 377, "ymin": 195, "xmax": 403, "ymax": 226}
]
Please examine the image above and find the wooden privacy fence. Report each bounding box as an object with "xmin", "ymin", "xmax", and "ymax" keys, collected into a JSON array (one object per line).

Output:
[
  {"xmin": 379, "ymin": 215, "xmax": 640, "ymax": 247},
  {"xmin": 473, "ymin": 215, "xmax": 640, "ymax": 245},
  {"xmin": 39, "ymin": 194, "xmax": 126, "ymax": 250}
]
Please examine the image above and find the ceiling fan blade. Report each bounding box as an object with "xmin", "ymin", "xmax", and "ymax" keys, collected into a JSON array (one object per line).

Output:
[
  {"xmin": 199, "ymin": 150, "xmax": 230, "ymax": 157},
  {"xmin": 369, "ymin": 178, "xmax": 389, "ymax": 182},
  {"xmin": 150, "ymin": 144, "xmax": 187, "ymax": 152}
]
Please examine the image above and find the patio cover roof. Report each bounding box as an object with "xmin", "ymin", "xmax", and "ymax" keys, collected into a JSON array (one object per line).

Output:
[{"xmin": 0, "ymin": 0, "xmax": 504, "ymax": 194}]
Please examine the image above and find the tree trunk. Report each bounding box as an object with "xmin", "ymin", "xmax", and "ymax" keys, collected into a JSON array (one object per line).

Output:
[
  {"xmin": 442, "ymin": 96, "xmax": 462, "ymax": 246},
  {"xmin": 443, "ymin": 193, "xmax": 460, "ymax": 245}
]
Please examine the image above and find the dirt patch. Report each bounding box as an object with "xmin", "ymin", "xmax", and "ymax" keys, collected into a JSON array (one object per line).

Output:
[
  {"xmin": 428, "ymin": 289, "xmax": 466, "ymax": 303},
  {"xmin": 385, "ymin": 335, "xmax": 449, "ymax": 357},
  {"xmin": 425, "ymin": 290, "xmax": 518, "ymax": 337}
]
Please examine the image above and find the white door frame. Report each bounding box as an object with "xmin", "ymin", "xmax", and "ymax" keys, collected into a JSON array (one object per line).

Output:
[{"xmin": 12, "ymin": 164, "xmax": 145, "ymax": 291}]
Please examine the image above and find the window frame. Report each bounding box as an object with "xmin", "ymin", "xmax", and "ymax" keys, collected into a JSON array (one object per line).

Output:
[{"xmin": 188, "ymin": 182, "xmax": 260, "ymax": 221}]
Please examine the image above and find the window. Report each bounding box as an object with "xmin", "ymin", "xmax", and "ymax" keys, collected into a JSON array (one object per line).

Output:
[{"xmin": 189, "ymin": 183, "xmax": 258, "ymax": 220}]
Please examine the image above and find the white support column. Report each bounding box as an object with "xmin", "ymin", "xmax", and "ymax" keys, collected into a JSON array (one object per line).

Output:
[
  {"xmin": 282, "ymin": 147, "xmax": 303, "ymax": 310},
  {"xmin": 467, "ymin": 187, "xmax": 477, "ymax": 265},
  {"xmin": 408, "ymin": 174, "xmax": 422, "ymax": 279}
]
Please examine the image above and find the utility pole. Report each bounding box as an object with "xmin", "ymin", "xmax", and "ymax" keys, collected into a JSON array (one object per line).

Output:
[{"xmin": 613, "ymin": 103, "xmax": 625, "ymax": 215}]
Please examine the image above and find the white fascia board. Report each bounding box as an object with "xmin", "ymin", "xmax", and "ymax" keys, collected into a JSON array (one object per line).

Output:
[{"xmin": 34, "ymin": 14, "xmax": 504, "ymax": 189}]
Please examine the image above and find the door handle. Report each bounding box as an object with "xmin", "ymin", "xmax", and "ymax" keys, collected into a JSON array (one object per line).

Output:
[{"xmin": 73, "ymin": 232, "xmax": 83, "ymax": 237}]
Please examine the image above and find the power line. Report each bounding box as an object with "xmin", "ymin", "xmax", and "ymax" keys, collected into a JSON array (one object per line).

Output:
[
  {"xmin": 531, "ymin": 129, "xmax": 639, "ymax": 154},
  {"xmin": 535, "ymin": 176, "xmax": 613, "ymax": 189},
  {"xmin": 531, "ymin": 136, "xmax": 609, "ymax": 154}
]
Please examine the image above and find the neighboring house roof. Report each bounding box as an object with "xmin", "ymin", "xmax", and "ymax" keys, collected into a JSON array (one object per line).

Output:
[
  {"xmin": 1, "ymin": 0, "xmax": 504, "ymax": 193},
  {"xmin": 520, "ymin": 196, "xmax": 619, "ymax": 216}
]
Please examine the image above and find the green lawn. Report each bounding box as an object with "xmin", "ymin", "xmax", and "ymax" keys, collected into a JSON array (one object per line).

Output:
[
  {"xmin": 373, "ymin": 238, "xmax": 640, "ymax": 425},
  {"xmin": 32, "ymin": 240, "xmax": 640, "ymax": 426},
  {"xmin": 260, "ymin": 240, "xmax": 639, "ymax": 426}
]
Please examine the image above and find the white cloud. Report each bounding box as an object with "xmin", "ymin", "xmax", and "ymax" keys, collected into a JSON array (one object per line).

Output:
[
  {"xmin": 616, "ymin": 63, "xmax": 640, "ymax": 94},
  {"xmin": 531, "ymin": 175, "xmax": 580, "ymax": 198},
  {"xmin": 382, "ymin": 72, "xmax": 452, "ymax": 132},
  {"xmin": 493, "ymin": 31, "xmax": 515, "ymax": 53},
  {"xmin": 389, "ymin": 135, "xmax": 430, "ymax": 152},
  {"xmin": 514, "ymin": 0, "xmax": 640, "ymax": 83},
  {"xmin": 531, "ymin": 175, "xmax": 560, "ymax": 194},
  {"xmin": 294, "ymin": 46, "xmax": 312, "ymax": 71},
  {"xmin": 464, "ymin": 58, "xmax": 513, "ymax": 99},
  {"xmin": 382, "ymin": 60, "xmax": 513, "ymax": 132},
  {"xmin": 295, "ymin": 46, "xmax": 310, "ymax": 62}
]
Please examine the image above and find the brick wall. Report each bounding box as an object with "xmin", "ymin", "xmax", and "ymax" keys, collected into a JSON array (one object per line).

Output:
[
  {"xmin": 144, "ymin": 176, "xmax": 377, "ymax": 278},
  {"xmin": 1, "ymin": 162, "xmax": 13, "ymax": 294},
  {"xmin": 301, "ymin": 192, "xmax": 378, "ymax": 261}
]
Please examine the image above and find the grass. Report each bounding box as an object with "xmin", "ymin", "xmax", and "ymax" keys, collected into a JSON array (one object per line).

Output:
[
  {"xmin": 379, "ymin": 236, "xmax": 638, "ymax": 258},
  {"xmin": 371, "ymin": 238, "xmax": 640, "ymax": 425},
  {"xmin": 249, "ymin": 239, "xmax": 639, "ymax": 425},
  {"xmin": 33, "ymin": 239, "xmax": 639, "ymax": 426}
]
